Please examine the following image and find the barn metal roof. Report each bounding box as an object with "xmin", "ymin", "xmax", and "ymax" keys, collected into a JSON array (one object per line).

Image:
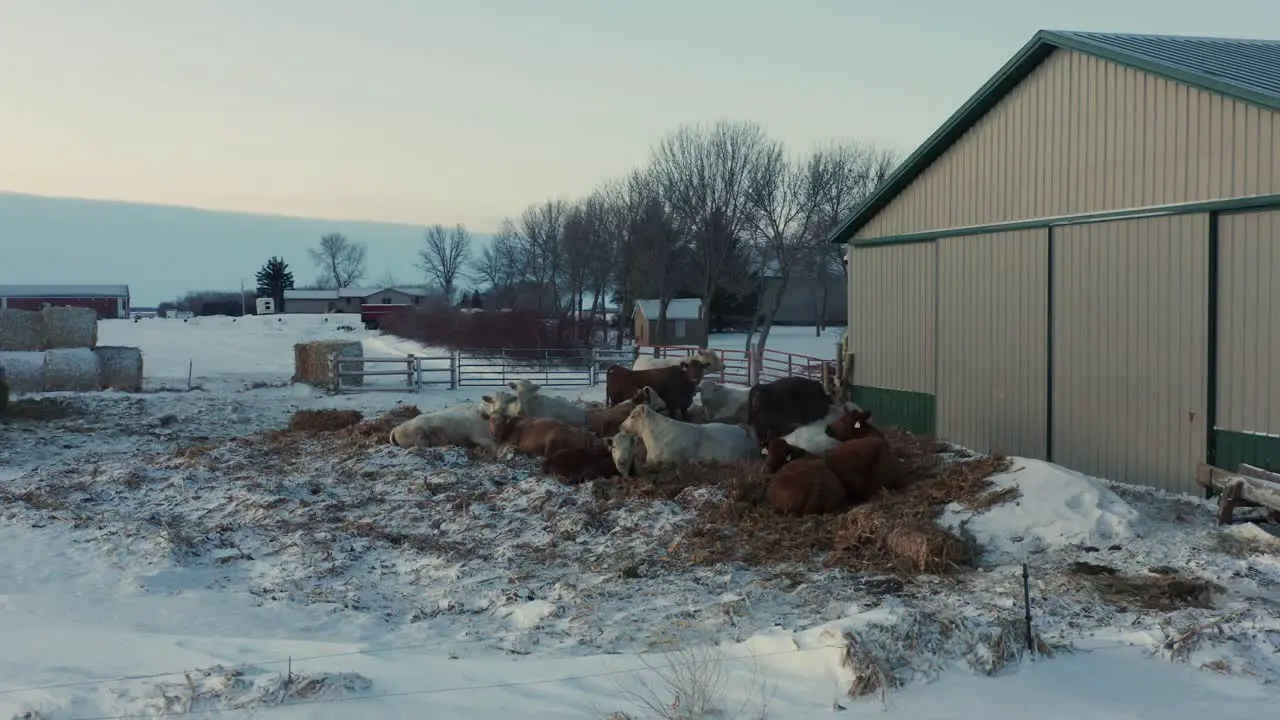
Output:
[
  {"xmin": 0, "ymin": 284, "xmax": 129, "ymax": 297},
  {"xmin": 829, "ymin": 29, "xmax": 1280, "ymax": 244}
]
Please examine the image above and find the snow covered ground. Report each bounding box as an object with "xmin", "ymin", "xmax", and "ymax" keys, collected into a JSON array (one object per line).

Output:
[{"xmin": 0, "ymin": 313, "xmax": 1277, "ymax": 718}]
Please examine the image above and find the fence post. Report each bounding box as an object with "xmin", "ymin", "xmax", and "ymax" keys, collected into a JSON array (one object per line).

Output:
[
  {"xmin": 787, "ymin": 353, "xmax": 793, "ymax": 379},
  {"xmin": 414, "ymin": 357, "xmax": 423, "ymax": 392},
  {"xmin": 406, "ymin": 353, "xmax": 416, "ymax": 389},
  {"xmin": 330, "ymin": 358, "xmax": 340, "ymax": 394},
  {"xmin": 544, "ymin": 349, "xmax": 550, "ymax": 386},
  {"xmin": 590, "ymin": 347, "xmax": 598, "ymax": 385},
  {"xmin": 450, "ymin": 350, "xmax": 460, "ymax": 390}
]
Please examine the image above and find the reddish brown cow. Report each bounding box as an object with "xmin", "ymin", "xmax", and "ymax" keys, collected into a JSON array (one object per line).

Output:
[
  {"xmin": 825, "ymin": 434, "xmax": 892, "ymax": 504},
  {"xmin": 587, "ymin": 386, "xmax": 667, "ymax": 437},
  {"xmin": 746, "ymin": 376, "xmax": 832, "ymax": 447},
  {"xmin": 542, "ymin": 445, "xmax": 619, "ymax": 484},
  {"xmin": 764, "ymin": 437, "xmax": 812, "ymax": 473},
  {"xmin": 489, "ymin": 414, "xmax": 597, "ymax": 458},
  {"xmin": 825, "ymin": 409, "xmax": 887, "ymax": 442},
  {"xmin": 605, "ymin": 362, "xmax": 704, "ymax": 421},
  {"xmin": 767, "ymin": 456, "xmax": 848, "ymax": 517}
]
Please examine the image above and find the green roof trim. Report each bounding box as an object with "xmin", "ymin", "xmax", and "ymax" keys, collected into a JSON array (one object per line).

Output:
[
  {"xmin": 831, "ymin": 29, "xmax": 1280, "ymax": 245},
  {"xmin": 850, "ymin": 193, "xmax": 1280, "ymax": 247}
]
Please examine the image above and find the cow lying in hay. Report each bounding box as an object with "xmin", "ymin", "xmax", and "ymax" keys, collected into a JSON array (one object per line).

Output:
[
  {"xmin": 746, "ymin": 375, "xmax": 841, "ymax": 447},
  {"xmin": 697, "ymin": 379, "xmax": 750, "ymax": 424},
  {"xmin": 488, "ymin": 412, "xmax": 599, "ymax": 458},
  {"xmin": 587, "ymin": 385, "xmax": 667, "ymax": 437},
  {"xmin": 387, "ymin": 392, "xmax": 518, "ymax": 450},
  {"xmin": 605, "ymin": 361, "xmax": 704, "ymax": 420},
  {"xmin": 505, "ymin": 379, "xmax": 588, "ymax": 426},
  {"xmin": 613, "ymin": 404, "xmax": 757, "ymax": 473}
]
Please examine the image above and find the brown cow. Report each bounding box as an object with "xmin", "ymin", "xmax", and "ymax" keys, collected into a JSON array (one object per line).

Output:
[
  {"xmin": 746, "ymin": 376, "xmax": 833, "ymax": 447},
  {"xmin": 825, "ymin": 434, "xmax": 892, "ymax": 504},
  {"xmin": 489, "ymin": 414, "xmax": 598, "ymax": 458},
  {"xmin": 586, "ymin": 385, "xmax": 668, "ymax": 437},
  {"xmin": 542, "ymin": 444, "xmax": 619, "ymax": 484},
  {"xmin": 605, "ymin": 362, "xmax": 704, "ymax": 421},
  {"xmin": 767, "ymin": 456, "xmax": 848, "ymax": 516},
  {"xmin": 825, "ymin": 409, "xmax": 887, "ymax": 442},
  {"xmin": 763, "ymin": 437, "xmax": 812, "ymax": 473}
]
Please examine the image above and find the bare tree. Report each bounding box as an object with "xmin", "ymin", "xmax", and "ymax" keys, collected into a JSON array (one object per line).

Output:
[
  {"xmin": 417, "ymin": 223, "xmax": 472, "ymax": 303},
  {"xmin": 514, "ymin": 199, "xmax": 568, "ymax": 314},
  {"xmin": 308, "ymin": 233, "xmax": 367, "ymax": 288},
  {"xmin": 649, "ymin": 120, "xmax": 774, "ymax": 328},
  {"xmin": 741, "ymin": 142, "xmax": 824, "ymax": 381},
  {"xmin": 804, "ymin": 142, "xmax": 902, "ymax": 334},
  {"xmin": 472, "ymin": 220, "xmax": 520, "ymax": 292}
]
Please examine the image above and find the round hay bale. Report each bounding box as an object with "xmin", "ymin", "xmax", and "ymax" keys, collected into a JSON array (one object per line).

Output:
[
  {"xmin": 293, "ymin": 340, "xmax": 364, "ymax": 390},
  {"xmin": 0, "ymin": 309, "xmax": 44, "ymax": 351},
  {"xmin": 42, "ymin": 348, "xmax": 101, "ymax": 392},
  {"xmin": 94, "ymin": 346, "xmax": 144, "ymax": 392},
  {"xmin": 40, "ymin": 306, "xmax": 98, "ymax": 349},
  {"xmin": 0, "ymin": 351, "xmax": 46, "ymax": 394}
]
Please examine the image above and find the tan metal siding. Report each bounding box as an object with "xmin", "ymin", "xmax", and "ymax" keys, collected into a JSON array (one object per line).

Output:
[
  {"xmin": 1051, "ymin": 214, "xmax": 1209, "ymax": 493},
  {"xmin": 847, "ymin": 243, "xmax": 936, "ymax": 393},
  {"xmin": 1217, "ymin": 209, "xmax": 1280, "ymax": 436},
  {"xmin": 855, "ymin": 49, "xmax": 1280, "ymax": 240},
  {"xmin": 936, "ymin": 229, "xmax": 1048, "ymax": 458}
]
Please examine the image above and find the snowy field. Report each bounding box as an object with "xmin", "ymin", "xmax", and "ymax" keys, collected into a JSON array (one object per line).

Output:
[{"xmin": 0, "ymin": 313, "xmax": 1277, "ymax": 718}]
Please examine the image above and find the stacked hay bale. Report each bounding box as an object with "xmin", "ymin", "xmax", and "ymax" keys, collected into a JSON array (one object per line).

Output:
[
  {"xmin": 0, "ymin": 307, "xmax": 144, "ymax": 394},
  {"xmin": 293, "ymin": 340, "xmax": 364, "ymax": 391}
]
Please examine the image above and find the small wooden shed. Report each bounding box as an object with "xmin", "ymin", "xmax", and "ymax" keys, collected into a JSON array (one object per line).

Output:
[{"xmin": 632, "ymin": 298, "xmax": 708, "ymax": 347}]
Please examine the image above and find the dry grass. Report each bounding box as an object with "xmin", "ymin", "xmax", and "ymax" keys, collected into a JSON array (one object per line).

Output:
[
  {"xmin": 608, "ymin": 431, "xmax": 1015, "ymax": 575},
  {"xmin": 287, "ymin": 409, "xmax": 364, "ymax": 433},
  {"xmin": 0, "ymin": 397, "xmax": 81, "ymax": 422},
  {"xmin": 1066, "ymin": 561, "xmax": 1222, "ymax": 611}
]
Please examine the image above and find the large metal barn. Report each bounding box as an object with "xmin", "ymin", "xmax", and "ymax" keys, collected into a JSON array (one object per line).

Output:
[{"xmin": 832, "ymin": 29, "xmax": 1280, "ymax": 495}]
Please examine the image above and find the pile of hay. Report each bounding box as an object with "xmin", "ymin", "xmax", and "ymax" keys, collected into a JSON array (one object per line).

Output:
[
  {"xmin": 613, "ymin": 430, "xmax": 1015, "ymax": 574},
  {"xmin": 0, "ymin": 310, "xmax": 42, "ymax": 351},
  {"xmin": 288, "ymin": 408, "xmax": 365, "ymax": 433},
  {"xmin": 40, "ymin": 306, "xmax": 97, "ymax": 349},
  {"xmin": 1066, "ymin": 562, "xmax": 1222, "ymax": 611},
  {"xmin": 42, "ymin": 348, "xmax": 101, "ymax": 392},
  {"xmin": 293, "ymin": 341, "xmax": 364, "ymax": 390},
  {"xmin": 0, "ymin": 351, "xmax": 45, "ymax": 394},
  {"xmin": 94, "ymin": 346, "xmax": 144, "ymax": 391}
]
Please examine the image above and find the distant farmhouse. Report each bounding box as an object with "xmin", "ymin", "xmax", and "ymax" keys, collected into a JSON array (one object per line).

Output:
[
  {"xmin": 632, "ymin": 298, "xmax": 708, "ymax": 347},
  {"xmin": 282, "ymin": 286, "xmax": 438, "ymax": 313},
  {"xmin": 0, "ymin": 284, "xmax": 130, "ymax": 319}
]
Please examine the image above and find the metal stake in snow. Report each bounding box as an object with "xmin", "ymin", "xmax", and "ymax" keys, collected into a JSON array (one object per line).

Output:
[
  {"xmin": 187, "ymin": 360, "xmax": 193, "ymax": 390},
  {"xmin": 1022, "ymin": 562, "xmax": 1034, "ymax": 653}
]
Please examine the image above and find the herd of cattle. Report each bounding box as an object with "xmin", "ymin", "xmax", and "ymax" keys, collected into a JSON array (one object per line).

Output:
[{"xmin": 387, "ymin": 349, "xmax": 907, "ymax": 517}]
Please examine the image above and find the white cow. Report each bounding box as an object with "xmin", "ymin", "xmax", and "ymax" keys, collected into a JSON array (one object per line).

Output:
[
  {"xmin": 617, "ymin": 404, "xmax": 757, "ymax": 466},
  {"xmin": 607, "ymin": 431, "xmax": 642, "ymax": 477},
  {"xmin": 696, "ymin": 379, "xmax": 751, "ymax": 424},
  {"xmin": 389, "ymin": 403, "xmax": 492, "ymax": 450},
  {"xmin": 504, "ymin": 379, "xmax": 589, "ymax": 427},
  {"xmin": 761, "ymin": 403, "xmax": 872, "ymax": 458},
  {"xmin": 632, "ymin": 348, "xmax": 724, "ymax": 374}
]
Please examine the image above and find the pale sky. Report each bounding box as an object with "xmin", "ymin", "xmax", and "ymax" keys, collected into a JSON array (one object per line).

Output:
[{"xmin": 2, "ymin": 0, "xmax": 1276, "ymax": 232}]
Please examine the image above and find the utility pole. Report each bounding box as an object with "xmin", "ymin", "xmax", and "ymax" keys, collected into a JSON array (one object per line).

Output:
[{"xmin": 240, "ymin": 279, "xmax": 246, "ymax": 316}]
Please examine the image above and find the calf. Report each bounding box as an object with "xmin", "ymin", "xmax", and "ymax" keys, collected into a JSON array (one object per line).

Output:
[
  {"xmin": 825, "ymin": 408, "xmax": 886, "ymax": 442},
  {"xmin": 632, "ymin": 348, "xmax": 724, "ymax": 374},
  {"xmin": 618, "ymin": 404, "xmax": 757, "ymax": 466},
  {"xmin": 697, "ymin": 379, "xmax": 750, "ymax": 424},
  {"xmin": 504, "ymin": 380, "xmax": 588, "ymax": 426},
  {"xmin": 767, "ymin": 456, "xmax": 848, "ymax": 517},
  {"xmin": 605, "ymin": 361, "xmax": 704, "ymax": 420},
  {"xmin": 587, "ymin": 385, "xmax": 667, "ymax": 437},
  {"xmin": 763, "ymin": 437, "xmax": 812, "ymax": 473},
  {"xmin": 746, "ymin": 376, "xmax": 833, "ymax": 447},
  {"xmin": 542, "ymin": 444, "xmax": 620, "ymax": 484},
  {"xmin": 489, "ymin": 413, "xmax": 598, "ymax": 458}
]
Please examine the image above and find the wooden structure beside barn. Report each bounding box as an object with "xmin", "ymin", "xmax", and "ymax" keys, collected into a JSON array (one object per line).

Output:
[
  {"xmin": 831, "ymin": 29, "xmax": 1280, "ymax": 496},
  {"xmin": 0, "ymin": 284, "xmax": 130, "ymax": 319},
  {"xmin": 632, "ymin": 298, "xmax": 709, "ymax": 348}
]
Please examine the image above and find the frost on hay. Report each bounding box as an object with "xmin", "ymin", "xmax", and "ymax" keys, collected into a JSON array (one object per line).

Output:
[
  {"xmin": 0, "ymin": 351, "xmax": 45, "ymax": 394},
  {"xmin": 1066, "ymin": 561, "xmax": 1222, "ymax": 611},
  {"xmin": 288, "ymin": 408, "xmax": 365, "ymax": 433},
  {"xmin": 839, "ymin": 608, "xmax": 1055, "ymax": 700},
  {"xmin": 117, "ymin": 666, "xmax": 372, "ymax": 716},
  {"xmin": 42, "ymin": 347, "xmax": 101, "ymax": 392},
  {"xmin": 40, "ymin": 305, "xmax": 98, "ymax": 349},
  {"xmin": 95, "ymin": 345, "xmax": 144, "ymax": 391},
  {"xmin": 0, "ymin": 309, "xmax": 42, "ymax": 351}
]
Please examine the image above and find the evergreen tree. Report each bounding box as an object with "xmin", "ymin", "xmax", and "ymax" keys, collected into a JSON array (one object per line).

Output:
[
  {"xmin": 470, "ymin": 289, "xmax": 483, "ymax": 309},
  {"xmin": 255, "ymin": 256, "xmax": 295, "ymax": 310}
]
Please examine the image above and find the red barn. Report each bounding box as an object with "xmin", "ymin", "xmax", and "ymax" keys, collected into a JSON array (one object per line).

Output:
[{"xmin": 0, "ymin": 284, "xmax": 131, "ymax": 319}]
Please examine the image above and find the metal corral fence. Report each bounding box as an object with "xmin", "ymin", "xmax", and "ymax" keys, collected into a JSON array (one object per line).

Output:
[
  {"xmin": 331, "ymin": 347, "xmax": 636, "ymax": 393},
  {"xmin": 634, "ymin": 344, "xmax": 836, "ymax": 387},
  {"xmin": 332, "ymin": 344, "xmax": 835, "ymax": 394}
]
